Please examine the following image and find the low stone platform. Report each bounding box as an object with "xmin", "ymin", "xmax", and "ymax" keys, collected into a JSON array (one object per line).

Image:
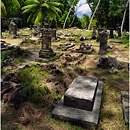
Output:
[
  {"xmin": 52, "ymin": 77, "xmax": 103, "ymax": 129},
  {"xmin": 64, "ymin": 76, "xmax": 98, "ymax": 111},
  {"xmin": 121, "ymin": 91, "xmax": 129, "ymax": 124}
]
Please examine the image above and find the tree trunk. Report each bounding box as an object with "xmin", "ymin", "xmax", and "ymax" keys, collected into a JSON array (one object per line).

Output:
[
  {"xmin": 87, "ymin": 2, "xmax": 101, "ymax": 25},
  {"xmin": 87, "ymin": 0, "xmax": 101, "ymax": 30},
  {"xmin": 121, "ymin": 1, "xmax": 129, "ymax": 33},
  {"xmin": 63, "ymin": 0, "xmax": 76, "ymax": 29},
  {"xmin": 69, "ymin": 15, "xmax": 76, "ymax": 28}
]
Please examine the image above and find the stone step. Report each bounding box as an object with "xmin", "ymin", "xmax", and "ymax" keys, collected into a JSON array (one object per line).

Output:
[
  {"xmin": 64, "ymin": 76, "xmax": 98, "ymax": 111},
  {"xmin": 52, "ymin": 81, "xmax": 103, "ymax": 129}
]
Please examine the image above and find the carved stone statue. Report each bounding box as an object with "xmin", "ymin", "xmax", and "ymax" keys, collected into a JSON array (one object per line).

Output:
[{"xmin": 9, "ymin": 20, "xmax": 17, "ymax": 36}]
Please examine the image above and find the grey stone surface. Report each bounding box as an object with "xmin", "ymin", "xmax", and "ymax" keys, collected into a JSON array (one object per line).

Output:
[
  {"xmin": 110, "ymin": 40, "xmax": 122, "ymax": 43},
  {"xmin": 57, "ymin": 42, "xmax": 75, "ymax": 51},
  {"xmin": 98, "ymin": 30, "xmax": 109, "ymax": 54},
  {"xmin": 91, "ymin": 25, "xmax": 97, "ymax": 39},
  {"xmin": 79, "ymin": 35, "xmax": 88, "ymax": 41},
  {"xmin": 64, "ymin": 76, "xmax": 98, "ymax": 111},
  {"xmin": 39, "ymin": 17, "xmax": 55, "ymax": 58},
  {"xmin": 52, "ymin": 81, "xmax": 103, "ymax": 129},
  {"xmin": 51, "ymin": 29, "xmax": 57, "ymax": 41},
  {"xmin": 121, "ymin": 91, "xmax": 129, "ymax": 124},
  {"xmin": 9, "ymin": 20, "xmax": 17, "ymax": 36},
  {"xmin": 96, "ymin": 25, "xmax": 103, "ymax": 42},
  {"xmin": 107, "ymin": 45, "xmax": 113, "ymax": 49},
  {"xmin": 97, "ymin": 56, "xmax": 122, "ymax": 69},
  {"xmin": 76, "ymin": 43, "xmax": 94, "ymax": 54},
  {"xmin": 108, "ymin": 56, "xmax": 122, "ymax": 69},
  {"xmin": 109, "ymin": 28, "xmax": 114, "ymax": 38}
]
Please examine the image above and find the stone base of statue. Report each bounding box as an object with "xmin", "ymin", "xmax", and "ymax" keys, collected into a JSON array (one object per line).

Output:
[
  {"xmin": 98, "ymin": 50, "xmax": 107, "ymax": 54},
  {"xmin": 39, "ymin": 49, "xmax": 56, "ymax": 58}
]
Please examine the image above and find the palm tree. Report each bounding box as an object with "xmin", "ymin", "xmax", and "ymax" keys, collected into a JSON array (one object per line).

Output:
[
  {"xmin": 22, "ymin": 0, "xmax": 63, "ymax": 25},
  {"xmin": 87, "ymin": 0, "xmax": 101, "ymax": 30},
  {"xmin": 121, "ymin": 0, "xmax": 129, "ymax": 32},
  {"xmin": 63, "ymin": 0, "xmax": 76, "ymax": 29}
]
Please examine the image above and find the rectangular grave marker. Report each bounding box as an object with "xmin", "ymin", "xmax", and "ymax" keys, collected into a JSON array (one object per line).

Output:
[{"xmin": 64, "ymin": 76, "xmax": 98, "ymax": 111}]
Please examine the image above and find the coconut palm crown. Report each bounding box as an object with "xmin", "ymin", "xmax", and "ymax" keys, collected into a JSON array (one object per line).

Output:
[{"xmin": 22, "ymin": 0, "xmax": 63, "ymax": 24}]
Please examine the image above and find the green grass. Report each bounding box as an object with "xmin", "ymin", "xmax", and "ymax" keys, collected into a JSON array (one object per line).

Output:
[{"xmin": 2, "ymin": 32, "xmax": 9, "ymax": 36}]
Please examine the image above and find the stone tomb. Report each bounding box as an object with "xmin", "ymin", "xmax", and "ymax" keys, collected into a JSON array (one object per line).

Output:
[
  {"xmin": 52, "ymin": 76, "xmax": 103, "ymax": 129},
  {"xmin": 76, "ymin": 43, "xmax": 94, "ymax": 54}
]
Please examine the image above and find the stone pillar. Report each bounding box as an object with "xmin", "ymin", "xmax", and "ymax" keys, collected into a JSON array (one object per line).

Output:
[
  {"xmin": 117, "ymin": 27, "xmax": 121, "ymax": 37},
  {"xmin": 109, "ymin": 28, "xmax": 114, "ymax": 38},
  {"xmin": 91, "ymin": 25, "xmax": 97, "ymax": 39},
  {"xmin": 51, "ymin": 29, "xmax": 57, "ymax": 41},
  {"xmin": 39, "ymin": 17, "xmax": 55, "ymax": 58},
  {"xmin": 9, "ymin": 20, "xmax": 17, "ymax": 36},
  {"xmin": 97, "ymin": 25, "xmax": 103, "ymax": 42},
  {"xmin": 98, "ymin": 30, "xmax": 109, "ymax": 54}
]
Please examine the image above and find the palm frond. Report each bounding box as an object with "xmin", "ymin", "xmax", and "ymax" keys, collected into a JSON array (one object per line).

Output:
[
  {"xmin": 50, "ymin": 6, "xmax": 62, "ymax": 14},
  {"xmin": 49, "ymin": 8, "xmax": 60, "ymax": 18},
  {"xmin": 34, "ymin": 9, "xmax": 44, "ymax": 24},
  {"xmin": 47, "ymin": 2, "xmax": 63, "ymax": 7},
  {"xmin": 41, "ymin": 3, "xmax": 50, "ymax": 9},
  {"xmin": 1, "ymin": 1, "xmax": 7, "ymax": 16},
  {"xmin": 25, "ymin": 0, "xmax": 40, "ymax": 5},
  {"xmin": 22, "ymin": 4, "xmax": 38, "ymax": 11}
]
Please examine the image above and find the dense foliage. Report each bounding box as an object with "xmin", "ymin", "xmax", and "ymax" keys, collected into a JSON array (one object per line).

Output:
[
  {"xmin": 1, "ymin": 0, "xmax": 129, "ymax": 30},
  {"xmin": 87, "ymin": 0, "xmax": 129, "ymax": 30}
]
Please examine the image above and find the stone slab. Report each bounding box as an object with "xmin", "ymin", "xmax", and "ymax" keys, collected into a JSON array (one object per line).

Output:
[
  {"xmin": 110, "ymin": 40, "xmax": 122, "ymax": 43},
  {"xmin": 121, "ymin": 91, "xmax": 129, "ymax": 124},
  {"xmin": 64, "ymin": 76, "xmax": 98, "ymax": 111},
  {"xmin": 52, "ymin": 81, "xmax": 103, "ymax": 129}
]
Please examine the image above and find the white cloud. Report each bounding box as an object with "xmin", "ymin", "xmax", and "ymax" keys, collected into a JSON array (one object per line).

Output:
[
  {"xmin": 76, "ymin": 0, "xmax": 91, "ymax": 15},
  {"xmin": 76, "ymin": 0, "xmax": 86, "ymax": 7},
  {"xmin": 77, "ymin": 4, "xmax": 91, "ymax": 13}
]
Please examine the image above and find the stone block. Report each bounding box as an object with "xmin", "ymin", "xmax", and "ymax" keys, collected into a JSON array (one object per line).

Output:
[
  {"xmin": 52, "ymin": 81, "xmax": 103, "ymax": 129},
  {"xmin": 64, "ymin": 76, "xmax": 98, "ymax": 111}
]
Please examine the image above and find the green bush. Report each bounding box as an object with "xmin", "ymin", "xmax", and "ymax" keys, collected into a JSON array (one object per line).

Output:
[{"xmin": 121, "ymin": 34, "xmax": 129, "ymax": 44}]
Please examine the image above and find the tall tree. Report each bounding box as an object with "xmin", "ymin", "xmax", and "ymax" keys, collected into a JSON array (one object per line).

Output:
[
  {"xmin": 87, "ymin": 0, "xmax": 101, "ymax": 30},
  {"xmin": 121, "ymin": 0, "xmax": 129, "ymax": 32},
  {"xmin": 63, "ymin": 0, "xmax": 76, "ymax": 29},
  {"xmin": 22, "ymin": 0, "xmax": 63, "ymax": 25}
]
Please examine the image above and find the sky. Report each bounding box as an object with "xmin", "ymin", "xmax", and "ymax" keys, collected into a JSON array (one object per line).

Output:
[{"xmin": 76, "ymin": 0, "xmax": 92, "ymax": 18}]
